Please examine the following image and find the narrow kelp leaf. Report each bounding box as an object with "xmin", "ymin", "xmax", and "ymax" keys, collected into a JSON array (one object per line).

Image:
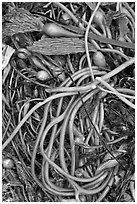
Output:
[
  {"xmin": 2, "ymin": 7, "xmax": 42, "ymax": 38},
  {"xmin": 85, "ymin": 2, "xmax": 96, "ymax": 10},
  {"xmin": 2, "ymin": 44, "xmax": 15, "ymax": 70},
  {"xmin": 27, "ymin": 38, "xmax": 96, "ymax": 55},
  {"xmin": 101, "ymin": 2, "xmax": 117, "ymax": 6}
]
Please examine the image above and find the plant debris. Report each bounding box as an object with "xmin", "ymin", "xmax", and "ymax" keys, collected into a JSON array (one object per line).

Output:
[
  {"xmin": 2, "ymin": 7, "xmax": 43, "ymax": 38},
  {"xmin": 27, "ymin": 38, "xmax": 96, "ymax": 55}
]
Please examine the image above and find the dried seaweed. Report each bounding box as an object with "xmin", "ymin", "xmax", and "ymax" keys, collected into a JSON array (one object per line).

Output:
[
  {"xmin": 27, "ymin": 38, "xmax": 96, "ymax": 55},
  {"xmin": 2, "ymin": 7, "xmax": 42, "ymax": 38}
]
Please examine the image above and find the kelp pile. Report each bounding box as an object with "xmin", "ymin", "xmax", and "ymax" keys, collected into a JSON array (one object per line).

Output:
[{"xmin": 2, "ymin": 2, "xmax": 135, "ymax": 202}]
